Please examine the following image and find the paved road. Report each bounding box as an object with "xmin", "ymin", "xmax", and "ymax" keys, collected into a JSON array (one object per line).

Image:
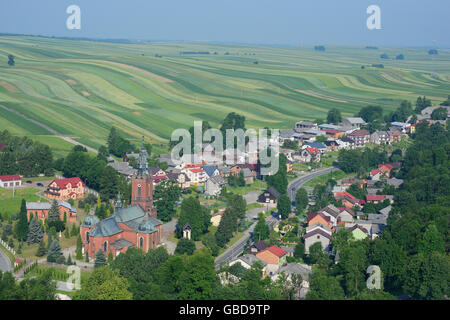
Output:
[
  {"xmin": 0, "ymin": 248, "xmax": 12, "ymax": 273},
  {"xmin": 288, "ymin": 167, "xmax": 339, "ymax": 202}
]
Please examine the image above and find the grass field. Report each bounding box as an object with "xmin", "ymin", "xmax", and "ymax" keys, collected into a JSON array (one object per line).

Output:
[
  {"xmin": 0, "ymin": 187, "xmax": 44, "ymax": 215},
  {"xmin": 0, "ymin": 36, "xmax": 449, "ymax": 153}
]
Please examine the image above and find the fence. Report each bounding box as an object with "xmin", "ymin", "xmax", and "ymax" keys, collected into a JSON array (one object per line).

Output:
[{"xmin": 0, "ymin": 238, "xmax": 16, "ymax": 256}]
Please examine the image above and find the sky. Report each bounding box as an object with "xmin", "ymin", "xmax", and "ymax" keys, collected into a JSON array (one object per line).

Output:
[{"xmin": 0, "ymin": 0, "xmax": 449, "ymax": 47}]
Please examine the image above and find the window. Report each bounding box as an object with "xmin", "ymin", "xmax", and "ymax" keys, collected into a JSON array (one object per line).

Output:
[
  {"xmin": 103, "ymin": 241, "xmax": 108, "ymax": 252},
  {"xmin": 317, "ymin": 235, "xmax": 320, "ymax": 239},
  {"xmin": 137, "ymin": 184, "xmax": 141, "ymax": 198},
  {"xmin": 139, "ymin": 237, "xmax": 143, "ymax": 248},
  {"xmin": 86, "ymin": 232, "xmax": 90, "ymax": 243}
]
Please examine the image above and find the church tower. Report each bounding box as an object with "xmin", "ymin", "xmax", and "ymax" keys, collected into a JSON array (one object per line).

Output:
[{"xmin": 131, "ymin": 137, "xmax": 156, "ymax": 217}]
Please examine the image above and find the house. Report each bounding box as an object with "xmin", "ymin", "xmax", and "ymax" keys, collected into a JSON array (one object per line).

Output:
[
  {"xmin": 217, "ymin": 166, "xmax": 232, "ymax": 178},
  {"xmin": 108, "ymin": 161, "xmax": 137, "ymax": 179},
  {"xmin": 280, "ymin": 245, "xmax": 295, "ymax": 258},
  {"xmin": 183, "ymin": 167, "xmax": 207, "ymax": 186},
  {"xmin": 201, "ymin": 165, "xmax": 219, "ymax": 178},
  {"xmin": 303, "ymin": 228, "xmax": 332, "ymax": 254},
  {"xmin": 336, "ymin": 137, "xmax": 356, "ymax": 149},
  {"xmin": 295, "ymin": 121, "xmax": 317, "ymax": 130},
  {"xmin": 370, "ymin": 131, "xmax": 389, "ymax": 145},
  {"xmin": 122, "ymin": 153, "xmax": 140, "ymax": 163},
  {"xmin": 319, "ymin": 204, "xmax": 341, "ymax": 226},
  {"xmin": 148, "ymin": 166, "xmax": 166, "ymax": 177},
  {"xmin": 322, "ymin": 129, "xmax": 345, "ymax": 140},
  {"xmin": 205, "ymin": 175, "xmax": 226, "ymax": 196},
  {"xmin": 44, "ymin": 177, "xmax": 85, "ymax": 201},
  {"xmin": 387, "ymin": 128, "xmax": 402, "ymax": 143},
  {"xmin": 306, "ymin": 142, "xmax": 327, "ymax": 153},
  {"xmin": 337, "ymin": 207, "xmax": 355, "ymax": 225},
  {"xmin": 296, "ymin": 147, "xmax": 320, "ymax": 163},
  {"xmin": 366, "ymin": 194, "xmax": 386, "ymax": 204},
  {"xmin": 307, "ymin": 212, "xmax": 333, "ymax": 230},
  {"xmin": 257, "ymin": 187, "xmax": 281, "ymax": 204},
  {"xmin": 348, "ymin": 224, "xmax": 369, "ymax": 240},
  {"xmin": 306, "ymin": 223, "xmax": 332, "ymax": 236},
  {"xmin": 370, "ymin": 169, "xmax": 387, "ymax": 181},
  {"xmin": 241, "ymin": 168, "xmax": 254, "ymax": 184},
  {"xmin": 417, "ymin": 105, "xmax": 450, "ymax": 121},
  {"xmin": 26, "ymin": 200, "xmax": 78, "ymax": 224},
  {"xmin": 323, "ymin": 140, "xmax": 340, "ymax": 151},
  {"xmin": 256, "ymin": 245, "xmax": 287, "ymax": 274},
  {"xmin": 167, "ymin": 172, "xmax": 191, "ymax": 189},
  {"xmin": 271, "ymin": 263, "xmax": 313, "ymax": 299},
  {"xmin": 81, "ymin": 143, "xmax": 162, "ymax": 259},
  {"xmin": 249, "ymin": 240, "xmax": 268, "ymax": 254},
  {"xmin": 229, "ymin": 254, "xmax": 267, "ymax": 270},
  {"xmin": 341, "ymin": 117, "xmax": 367, "ymax": 129},
  {"xmin": 0, "ymin": 174, "xmax": 21, "ymax": 188},
  {"xmin": 348, "ymin": 129, "xmax": 370, "ymax": 146},
  {"xmin": 386, "ymin": 178, "xmax": 404, "ymax": 188},
  {"xmin": 334, "ymin": 191, "xmax": 360, "ymax": 210}
]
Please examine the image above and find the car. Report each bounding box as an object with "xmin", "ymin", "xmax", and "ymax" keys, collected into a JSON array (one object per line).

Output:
[
  {"xmin": 26, "ymin": 180, "xmax": 32, "ymax": 184},
  {"xmin": 36, "ymin": 183, "xmax": 44, "ymax": 187}
]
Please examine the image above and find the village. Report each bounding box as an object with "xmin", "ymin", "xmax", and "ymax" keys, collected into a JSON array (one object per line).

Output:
[{"xmin": 2, "ymin": 103, "xmax": 447, "ymax": 299}]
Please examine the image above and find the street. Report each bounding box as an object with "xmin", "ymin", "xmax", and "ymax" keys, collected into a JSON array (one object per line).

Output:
[
  {"xmin": 0, "ymin": 248, "xmax": 12, "ymax": 273},
  {"xmin": 288, "ymin": 167, "xmax": 339, "ymax": 202}
]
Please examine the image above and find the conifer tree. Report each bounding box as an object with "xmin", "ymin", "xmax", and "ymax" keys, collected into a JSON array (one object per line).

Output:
[
  {"xmin": 16, "ymin": 199, "xmax": 29, "ymax": 241},
  {"xmin": 85, "ymin": 251, "xmax": 89, "ymax": 263},
  {"xmin": 94, "ymin": 249, "xmax": 107, "ymax": 268},
  {"xmin": 48, "ymin": 200, "xmax": 60, "ymax": 222},
  {"xmin": 107, "ymin": 251, "xmax": 114, "ymax": 264},
  {"xmin": 36, "ymin": 239, "xmax": 47, "ymax": 257},
  {"xmin": 27, "ymin": 216, "xmax": 43, "ymax": 245},
  {"xmin": 64, "ymin": 226, "xmax": 70, "ymax": 239},
  {"xmin": 47, "ymin": 239, "xmax": 62, "ymax": 263},
  {"xmin": 76, "ymin": 235, "xmax": 83, "ymax": 260}
]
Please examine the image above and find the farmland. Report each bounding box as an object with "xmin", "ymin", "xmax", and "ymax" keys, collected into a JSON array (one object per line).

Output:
[{"xmin": 0, "ymin": 35, "xmax": 449, "ymax": 156}]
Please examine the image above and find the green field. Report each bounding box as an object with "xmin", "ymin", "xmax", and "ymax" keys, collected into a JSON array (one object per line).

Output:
[
  {"xmin": 0, "ymin": 36, "xmax": 449, "ymax": 153},
  {"xmin": 0, "ymin": 187, "xmax": 45, "ymax": 215}
]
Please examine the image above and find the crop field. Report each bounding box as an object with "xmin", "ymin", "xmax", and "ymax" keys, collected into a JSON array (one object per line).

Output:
[{"xmin": 0, "ymin": 36, "xmax": 449, "ymax": 153}]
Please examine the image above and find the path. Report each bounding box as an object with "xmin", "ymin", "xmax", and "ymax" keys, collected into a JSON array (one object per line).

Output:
[
  {"xmin": 0, "ymin": 247, "xmax": 12, "ymax": 273},
  {"xmin": 0, "ymin": 103, "xmax": 98, "ymax": 154},
  {"xmin": 288, "ymin": 167, "xmax": 339, "ymax": 202}
]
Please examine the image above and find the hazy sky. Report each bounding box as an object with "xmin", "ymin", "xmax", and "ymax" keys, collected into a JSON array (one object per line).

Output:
[{"xmin": 1, "ymin": 0, "xmax": 449, "ymax": 47}]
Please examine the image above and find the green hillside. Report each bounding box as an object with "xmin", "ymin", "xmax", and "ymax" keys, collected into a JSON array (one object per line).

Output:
[{"xmin": 0, "ymin": 36, "xmax": 449, "ymax": 156}]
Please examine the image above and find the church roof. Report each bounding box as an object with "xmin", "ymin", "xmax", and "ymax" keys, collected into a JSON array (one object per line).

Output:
[{"xmin": 89, "ymin": 216, "xmax": 123, "ymax": 237}]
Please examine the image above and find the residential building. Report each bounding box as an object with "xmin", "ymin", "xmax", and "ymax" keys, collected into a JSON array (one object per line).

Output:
[
  {"xmin": 370, "ymin": 131, "xmax": 389, "ymax": 145},
  {"xmin": 256, "ymin": 245, "xmax": 288, "ymax": 274},
  {"xmin": 26, "ymin": 200, "xmax": 78, "ymax": 224},
  {"xmin": 0, "ymin": 174, "xmax": 21, "ymax": 188},
  {"xmin": 341, "ymin": 117, "xmax": 367, "ymax": 129},
  {"xmin": 348, "ymin": 129, "xmax": 370, "ymax": 146},
  {"xmin": 257, "ymin": 187, "xmax": 281, "ymax": 204},
  {"xmin": 303, "ymin": 228, "xmax": 332, "ymax": 254},
  {"xmin": 205, "ymin": 175, "xmax": 226, "ymax": 196},
  {"xmin": 44, "ymin": 177, "xmax": 85, "ymax": 201}
]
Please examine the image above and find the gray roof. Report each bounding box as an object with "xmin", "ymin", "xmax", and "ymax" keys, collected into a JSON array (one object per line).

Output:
[
  {"xmin": 366, "ymin": 188, "xmax": 382, "ymax": 195},
  {"xmin": 343, "ymin": 117, "xmax": 366, "ymax": 125},
  {"xmin": 386, "ymin": 178, "xmax": 404, "ymax": 187},
  {"xmin": 235, "ymin": 254, "xmax": 267, "ymax": 267},
  {"xmin": 280, "ymin": 245, "xmax": 295, "ymax": 253},
  {"xmin": 110, "ymin": 239, "xmax": 134, "ymax": 249},
  {"xmin": 108, "ymin": 161, "xmax": 137, "ymax": 176},
  {"xmin": 83, "ymin": 214, "xmax": 100, "ymax": 227},
  {"xmin": 379, "ymin": 205, "xmax": 392, "ymax": 216},
  {"xmin": 209, "ymin": 175, "xmax": 226, "ymax": 185},
  {"xmin": 89, "ymin": 216, "xmax": 123, "ymax": 237},
  {"xmin": 26, "ymin": 202, "xmax": 51, "ymax": 210},
  {"xmin": 242, "ymin": 168, "xmax": 254, "ymax": 178},
  {"xmin": 279, "ymin": 129, "xmax": 296, "ymax": 138},
  {"xmin": 278, "ymin": 263, "xmax": 312, "ymax": 279}
]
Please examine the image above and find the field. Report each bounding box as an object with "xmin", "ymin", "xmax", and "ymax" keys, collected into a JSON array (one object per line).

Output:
[
  {"xmin": 0, "ymin": 35, "xmax": 449, "ymax": 155},
  {"xmin": 0, "ymin": 187, "xmax": 45, "ymax": 215}
]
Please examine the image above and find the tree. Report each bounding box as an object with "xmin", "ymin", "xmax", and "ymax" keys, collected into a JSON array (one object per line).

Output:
[
  {"xmin": 295, "ymin": 188, "xmax": 308, "ymax": 213},
  {"xmin": 431, "ymin": 107, "xmax": 448, "ymax": 120},
  {"xmin": 415, "ymin": 96, "xmax": 432, "ymax": 113},
  {"xmin": 99, "ymin": 166, "xmax": 119, "ymax": 200},
  {"xmin": 7, "ymin": 54, "xmax": 14, "ymax": 67},
  {"xmin": 47, "ymin": 200, "xmax": 64, "ymax": 232},
  {"xmin": 176, "ymin": 197, "xmax": 210, "ymax": 240},
  {"xmin": 27, "ymin": 216, "xmax": 43, "ymax": 245},
  {"xmin": 277, "ymin": 194, "xmax": 291, "ymax": 219},
  {"xmin": 108, "ymin": 252, "xmax": 114, "ymax": 265},
  {"xmin": 73, "ymin": 266, "xmax": 133, "ymax": 300},
  {"xmin": 154, "ymin": 179, "xmax": 181, "ymax": 222},
  {"xmin": 174, "ymin": 238, "xmax": 196, "ymax": 255},
  {"xmin": 46, "ymin": 240, "xmax": 62, "ymax": 263},
  {"xmin": 418, "ymin": 223, "xmax": 445, "ymax": 256},
  {"xmin": 253, "ymin": 213, "xmax": 270, "ymax": 241},
  {"xmin": 327, "ymin": 108, "xmax": 342, "ymax": 124},
  {"xmin": 76, "ymin": 235, "xmax": 83, "ymax": 260},
  {"xmin": 294, "ymin": 242, "xmax": 305, "ymax": 259},
  {"xmin": 306, "ymin": 270, "xmax": 345, "ymax": 300},
  {"xmin": 215, "ymin": 207, "xmax": 236, "ymax": 247},
  {"xmin": 357, "ymin": 105, "xmax": 383, "ymax": 123},
  {"xmin": 15, "ymin": 199, "xmax": 29, "ymax": 242},
  {"xmin": 94, "ymin": 250, "xmax": 107, "ymax": 269}
]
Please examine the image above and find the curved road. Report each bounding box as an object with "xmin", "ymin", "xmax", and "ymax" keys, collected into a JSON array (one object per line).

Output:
[
  {"xmin": 0, "ymin": 248, "xmax": 12, "ymax": 273},
  {"xmin": 288, "ymin": 167, "xmax": 339, "ymax": 202}
]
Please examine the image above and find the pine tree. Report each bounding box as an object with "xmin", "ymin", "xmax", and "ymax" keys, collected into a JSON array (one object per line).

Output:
[
  {"xmin": 36, "ymin": 239, "xmax": 47, "ymax": 257},
  {"xmin": 16, "ymin": 199, "xmax": 29, "ymax": 242},
  {"xmin": 94, "ymin": 250, "xmax": 106, "ymax": 268},
  {"xmin": 107, "ymin": 251, "xmax": 114, "ymax": 264},
  {"xmin": 76, "ymin": 235, "xmax": 83, "ymax": 260},
  {"xmin": 66, "ymin": 254, "xmax": 73, "ymax": 265},
  {"xmin": 85, "ymin": 251, "xmax": 89, "ymax": 263},
  {"xmin": 8, "ymin": 237, "xmax": 14, "ymax": 248},
  {"xmin": 47, "ymin": 232, "xmax": 52, "ymax": 248},
  {"xmin": 48, "ymin": 200, "xmax": 60, "ymax": 222},
  {"xmin": 27, "ymin": 216, "xmax": 43, "ymax": 245},
  {"xmin": 47, "ymin": 239, "xmax": 62, "ymax": 263},
  {"xmin": 17, "ymin": 241, "xmax": 22, "ymax": 254},
  {"xmin": 70, "ymin": 224, "xmax": 78, "ymax": 237},
  {"xmin": 64, "ymin": 226, "xmax": 70, "ymax": 239}
]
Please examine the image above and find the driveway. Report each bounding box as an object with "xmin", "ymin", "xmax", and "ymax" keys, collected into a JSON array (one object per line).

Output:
[{"xmin": 243, "ymin": 190, "xmax": 260, "ymax": 204}]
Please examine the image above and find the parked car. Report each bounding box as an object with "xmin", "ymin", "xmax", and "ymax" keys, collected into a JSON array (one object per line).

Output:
[
  {"xmin": 26, "ymin": 180, "xmax": 32, "ymax": 184},
  {"xmin": 36, "ymin": 183, "xmax": 44, "ymax": 187}
]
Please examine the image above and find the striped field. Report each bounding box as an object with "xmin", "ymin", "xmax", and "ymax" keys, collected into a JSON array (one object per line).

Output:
[{"xmin": 0, "ymin": 36, "xmax": 449, "ymax": 156}]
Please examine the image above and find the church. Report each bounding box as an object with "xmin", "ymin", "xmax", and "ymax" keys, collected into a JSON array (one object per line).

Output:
[{"xmin": 81, "ymin": 138, "xmax": 163, "ymax": 259}]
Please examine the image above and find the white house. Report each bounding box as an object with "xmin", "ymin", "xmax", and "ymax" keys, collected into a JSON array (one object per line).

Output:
[{"xmin": 0, "ymin": 175, "xmax": 22, "ymax": 188}]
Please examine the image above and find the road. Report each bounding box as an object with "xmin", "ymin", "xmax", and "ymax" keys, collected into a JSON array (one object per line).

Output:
[
  {"xmin": 288, "ymin": 167, "xmax": 339, "ymax": 202},
  {"xmin": 0, "ymin": 248, "xmax": 12, "ymax": 273}
]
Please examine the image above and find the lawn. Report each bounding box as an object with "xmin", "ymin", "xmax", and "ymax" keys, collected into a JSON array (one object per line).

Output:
[
  {"xmin": 227, "ymin": 179, "xmax": 267, "ymax": 195},
  {"xmin": 0, "ymin": 187, "xmax": 44, "ymax": 216}
]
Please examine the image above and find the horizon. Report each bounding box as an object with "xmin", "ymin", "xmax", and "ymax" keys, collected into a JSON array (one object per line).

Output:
[{"xmin": 1, "ymin": 0, "xmax": 449, "ymax": 48}]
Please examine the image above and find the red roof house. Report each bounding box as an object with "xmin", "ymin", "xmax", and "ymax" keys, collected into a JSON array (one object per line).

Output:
[{"xmin": 0, "ymin": 174, "xmax": 22, "ymax": 188}]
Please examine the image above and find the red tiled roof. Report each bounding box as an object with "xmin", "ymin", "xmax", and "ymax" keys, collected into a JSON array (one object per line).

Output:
[
  {"xmin": 0, "ymin": 174, "xmax": 21, "ymax": 182},
  {"xmin": 306, "ymin": 147, "xmax": 319, "ymax": 155},
  {"xmin": 366, "ymin": 195, "xmax": 386, "ymax": 201},
  {"xmin": 51, "ymin": 177, "xmax": 83, "ymax": 189},
  {"xmin": 266, "ymin": 245, "xmax": 287, "ymax": 258},
  {"xmin": 349, "ymin": 129, "xmax": 370, "ymax": 136},
  {"xmin": 378, "ymin": 164, "xmax": 394, "ymax": 171},
  {"xmin": 153, "ymin": 175, "xmax": 168, "ymax": 183},
  {"xmin": 189, "ymin": 168, "xmax": 204, "ymax": 173},
  {"xmin": 370, "ymin": 169, "xmax": 382, "ymax": 176}
]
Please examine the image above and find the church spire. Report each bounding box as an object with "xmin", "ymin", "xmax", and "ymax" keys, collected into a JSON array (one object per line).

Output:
[
  {"xmin": 138, "ymin": 135, "xmax": 149, "ymax": 176},
  {"xmin": 115, "ymin": 191, "xmax": 122, "ymax": 209}
]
